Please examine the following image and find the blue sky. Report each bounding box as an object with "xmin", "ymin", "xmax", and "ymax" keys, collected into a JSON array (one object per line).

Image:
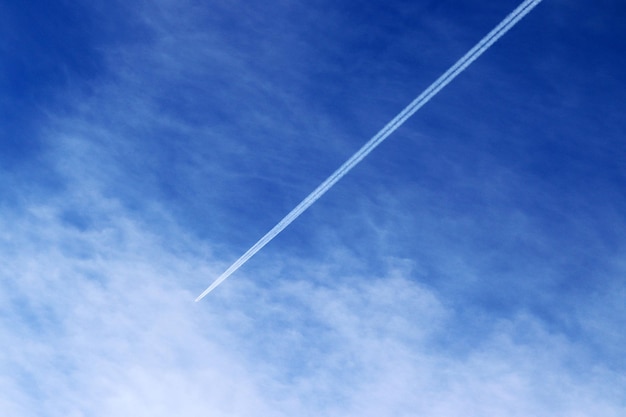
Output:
[{"xmin": 1, "ymin": 0, "xmax": 625, "ymax": 415}]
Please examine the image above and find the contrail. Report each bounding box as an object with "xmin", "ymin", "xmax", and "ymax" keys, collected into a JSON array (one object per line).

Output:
[{"xmin": 196, "ymin": 0, "xmax": 543, "ymax": 302}]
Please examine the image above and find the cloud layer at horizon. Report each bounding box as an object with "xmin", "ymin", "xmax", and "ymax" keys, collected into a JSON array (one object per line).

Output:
[{"xmin": 2, "ymin": 0, "xmax": 625, "ymax": 415}]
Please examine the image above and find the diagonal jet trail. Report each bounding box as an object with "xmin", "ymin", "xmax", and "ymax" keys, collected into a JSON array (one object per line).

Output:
[{"xmin": 196, "ymin": 0, "xmax": 543, "ymax": 302}]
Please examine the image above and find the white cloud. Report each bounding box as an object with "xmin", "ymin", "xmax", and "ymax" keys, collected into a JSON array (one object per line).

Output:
[{"xmin": 2, "ymin": 192, "xmax": 624, "ymax": 416}]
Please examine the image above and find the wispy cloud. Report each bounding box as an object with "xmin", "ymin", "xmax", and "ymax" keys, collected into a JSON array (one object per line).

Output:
[{"xmin": 2, "ymin": 197, "xmax": 624, "ymax": 415}]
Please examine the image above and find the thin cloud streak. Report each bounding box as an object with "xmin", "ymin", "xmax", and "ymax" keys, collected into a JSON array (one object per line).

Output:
[{"xmin": 196, "ymin": 0, "xmax": 544, "ymax": 301}]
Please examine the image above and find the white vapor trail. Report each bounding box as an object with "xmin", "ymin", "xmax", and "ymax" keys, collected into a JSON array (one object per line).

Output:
[{"xmin": 196, "ymin": 0, "xmax": 543, "ymax": 301}]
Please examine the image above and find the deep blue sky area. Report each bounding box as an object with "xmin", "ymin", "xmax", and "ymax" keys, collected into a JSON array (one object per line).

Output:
[{"xmin": 1, "ymin": 1, "xmax": 626, "ymax": 415}]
